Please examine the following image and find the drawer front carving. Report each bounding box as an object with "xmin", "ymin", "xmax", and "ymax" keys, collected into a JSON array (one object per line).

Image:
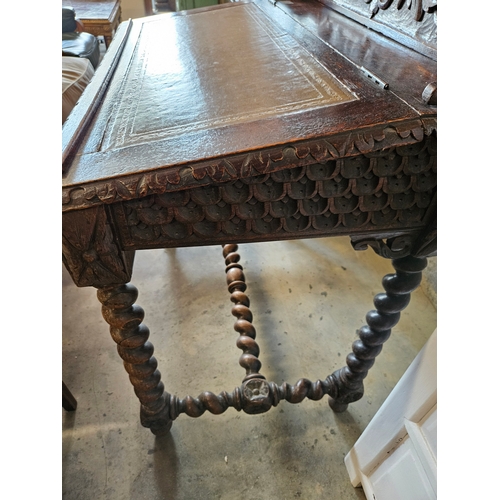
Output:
[{"xmin": 113, "ymin": 137, "xmax": 436, "ymax": 249}]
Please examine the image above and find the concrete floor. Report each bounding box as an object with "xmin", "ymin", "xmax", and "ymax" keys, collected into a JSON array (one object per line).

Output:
[{"xmin": 62, "ymin": 236, "xmax": 436, "ymax": 500}]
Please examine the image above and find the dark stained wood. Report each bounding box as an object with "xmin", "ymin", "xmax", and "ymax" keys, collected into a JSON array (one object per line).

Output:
[
  {"xmin": 62, "ymin": 205, "xmax": 135, "ymax": 287},
  {"xmin": 108, "ymin": 138, "xmax": 436, "ymax": 251},
  {"xmin": 62, "ymin": 0, "xmax": 437, "ymax": 435},
  {"xmin": 223, "ymin": 244, "xmax": 265, "ymax": 383},
  {"xmin": 62, "ymin": 1, "xmax": 429, "ymax": 190},
  {"xmin": 317, "ymin": 0, "xmax": 437, "ymax": 59},
  {"xmin": 258, "ymin": 0, "xmax": 437, "ymax": 113},
  {"xmin": 96, "ymin": 284, "xmax": 173, "ymax": 435},
  {"xmin": 329, "ymin": 254, "xmax": 428, "ymax": 412}
]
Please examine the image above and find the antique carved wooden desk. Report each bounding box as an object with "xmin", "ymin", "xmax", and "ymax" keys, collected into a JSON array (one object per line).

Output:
[{"xmin": 62, "ymin": 0, "xmax": 437, "ymax": 436}]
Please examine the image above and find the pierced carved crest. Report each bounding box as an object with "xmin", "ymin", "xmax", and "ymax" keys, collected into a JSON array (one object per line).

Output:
[{"xmin": 364, "ymin": 0, "xmax": 437, "ymax": 21}]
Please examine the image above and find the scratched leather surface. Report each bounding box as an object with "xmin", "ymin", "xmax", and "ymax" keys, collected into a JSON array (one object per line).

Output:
[
  {"xmin": 63, "ymin": 1, "xmax": 424, "ymax": 187},
  {"xmin": 100, "ymin": 3, "xmax": 354, "ymax": 151}
]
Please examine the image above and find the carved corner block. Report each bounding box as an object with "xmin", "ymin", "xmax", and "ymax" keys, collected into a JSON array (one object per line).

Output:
[
  {"xmin": 63, "ymin": 206, "xmax": 134, "ymax": 287},
  {"xmin": 241, "ymin": 379, "xmax": 273, "ymax": 414},
  {"xmin": 410, "ymin": 216, "xmax": 436, "ymax": 258}
]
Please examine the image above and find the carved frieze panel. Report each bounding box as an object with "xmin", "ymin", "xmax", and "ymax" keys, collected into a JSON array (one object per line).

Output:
[
  {"xmin": 320, "ymin": 0, "xmax": 437, "ymax": 58},
  {"xmin": 365, "ymin": 0, "xmax": 437, "ymax": 22},
  {"xmin": 63, "ymin": 119, "xmax": 434, "ymax": 212},
  {"xmin": 111, "ymin": 137, "xmax": 436, "ymax": 250}
]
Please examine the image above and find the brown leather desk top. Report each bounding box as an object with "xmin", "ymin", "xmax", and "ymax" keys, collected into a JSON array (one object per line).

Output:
[{"xmin": 62, "ymin": 0, "xmax": 436, "ymax": 213}]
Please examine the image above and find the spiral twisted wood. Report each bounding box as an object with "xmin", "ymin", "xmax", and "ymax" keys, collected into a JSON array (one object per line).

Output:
[
  {"xmin": 93, "ymin": 252, "xmax": 428, "ymax": 427},
  {"xmin": 96, "ymin": 283, "xmax": 172, "ymax": 435},
  {"xmin": 269, "ymin": 377, "xmax": 337, "ymax": 404},
  {"xmin": 119, "ymin": 253, "xmax": 427, "ymax": 421},
  {"xmin": 164, "ymin": 389, "xmax": 243, "ymax": 420},
  {"xmin": 223, "ymin": 244, "xmax": 265, "ymax": 383},
  {"xmin": 163, "ymin": 376, "xmax": 338, "ymax": 418},
  {"xmin": 329, "ymin": 255, "xmax": 428, "ymax": 412}
]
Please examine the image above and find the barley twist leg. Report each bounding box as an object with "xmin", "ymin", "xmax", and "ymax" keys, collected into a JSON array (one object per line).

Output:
[
  {"xmin": 329, "ymin": 255, "xmax": 428, "ymax": 412},
  {"xmin": 96, "ymin": 283, "xmax": 173, "ymax": 435}
]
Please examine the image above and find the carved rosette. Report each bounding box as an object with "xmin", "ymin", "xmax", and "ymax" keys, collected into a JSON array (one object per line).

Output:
[
  {"xmin": 99, "ymin": 251, "xmax": 429, "ymax": 424},
  {"xmin": 157, "ymin": 376, "xmax": 337, "ymax": 419},
  {"xmin": 62, "ymin": 205, "xmax": 134, "ymax": 287},
  {"xmin": 157, "ymin": 247, "xmax": 430, "ymax": 420}
]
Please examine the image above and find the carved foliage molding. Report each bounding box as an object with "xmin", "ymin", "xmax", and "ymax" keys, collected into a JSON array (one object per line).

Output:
[
  {"xmin": 112, "ymin": 136, "xmax": 436, "ymax": 249},
  {"xmin": 365, "ymin": 0, "xmax": 437, "ymax": 22},
  {"xmin": 62, "ymin": 120, "xmax": 433, "ymax": 212},
  {"xmin": 323, "ymin": 0, "xmax": 437, "ymax": 57},
  {"xmin": 350, "ymin": 205, "xmax": 435, "ymax": 259},
  {"xmin": 351, "ymin": 234, "xmax": 414, "ymax": 258}
]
